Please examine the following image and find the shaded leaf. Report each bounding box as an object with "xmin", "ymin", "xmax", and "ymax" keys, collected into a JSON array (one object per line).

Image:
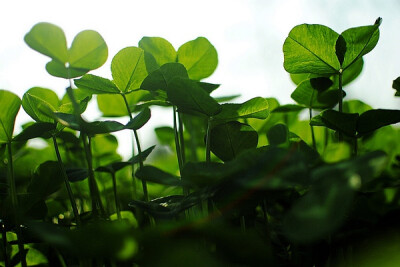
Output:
[
  {"xmin": 335, "ymin": 34, "xmax": 346, "ymax": 65},
  {"xmin": 135, "ymin": 165, "xmax": 184, "ymax": 187},
  {"xmin": 197, "ymin": 82, "xmax": 220, "ymax": 94},
  {"xmin": 167, "ymin": 77, "xmax": 221, "ymax": 116},
  {"xmin": 291, "ymin": 79, "xmax": 342, "ymax": 109},
  {"xmin": 210, "ymin": 121, "xmax": 258, "ymax": 162},
  {"xmin": 177, "ymin": 37, "xmax": 218, "ymax": 80},
  {"xmin": 393, "ymin": 77, "xmax": 400, "ymax": 97},
  {"xmin": 27, "ymin": 161, "xmax": 64, "ymax": 198},
  {"xmin": 124, "ymin": 108, "xmax": 151, "ymax": 130},
  {"xmin": 310, "ymin": 110, "xmax": 359, "ymax": 137},
  {"xmin": 140, "ymin": 63, "xmax": 188, "ymax": 96},
  {"xmin": 267, "ymin": 124, "xmax": 289, "ymax": 146},
  {"xmin": 13, "ymin": 122, "xmax": 55, "ymax": 141},
  {"xmin": 66, "ymin": 168, "xmax": 89, "ymax": 182},
  {"xmin": 357, "ymin": 109, "xmax": 400, "ymax": 136}
]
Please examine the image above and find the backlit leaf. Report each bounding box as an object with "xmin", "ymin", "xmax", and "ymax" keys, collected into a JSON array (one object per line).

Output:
[
  {"xmin": 341, "ymin": 19, "xmax": 381, "ymax": 70},
  {"xmin": 283, "ymin": 24, "xmax": 340, "ymax": 74},
  {"xmin": 24, "ymin": 22, "xmax": 68, "ymax": 64},
  {"xmin": 68, "ymin": 30, "xmax": 108, "ymax": 70},
  {"xmin": 75, "ymin": 74, "xmax": 120, "ymax": 94},
  {"xmin": 177, "ymin": 37, "xmax": 218, "ymax": 80},
  {"xmin": 139, "ymin": 37, "xmax": 177, "ymax": 67},
  {"xmin": 111, "ymin": 47, "xmax": 147, "ymax": 93},
  {"xmin": 0, "ymin": 90, "xmax": 21, "ymax": 144},
  {"xmin": 213, "ymin": 97, "xmax": 269, "ymax": 123},
  {"xmin": 22, "ymin": 87, "xmax": 60, "ymax": 123}
]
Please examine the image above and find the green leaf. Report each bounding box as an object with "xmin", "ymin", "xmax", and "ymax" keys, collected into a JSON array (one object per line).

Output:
[
  {"xmin": 124, "ymin": 108, "xmax": 151, "ymax": 130},
  {"xmin": 310, "ymin": 77, "xmax": 333, "ymax": 91},
  {"xmin": 283, "ymin": 24, "xmax": 340, "ymax": 74},
  {"xmin": 213, "ymin": 97, "xmax": 269, "ymax": 123},
  {"xmin": 335, "ymin": 35, "xmax": 346, "ymax": 65},
  {"xmin": 177, "ymin": 37, "xmax": 218, "ymax": 80},
  {"xmin": 96, "ymin": 146, "xmax": 155, "ymax": 173},
  {"xmin": 13, "ymin": 122, "xmax": 55, "ymax": 141},
  {"xmin": 139, "ymin": 37, "xmax": 177, "ymax": 67},
  {"xmin": 291, "ymin": 79, "xmax": 342, "ymax": 109},
  {"xmin": 140, "ymin": 63, "xmax": 188, "ymax": 96},
  {"xmin": 357, "ymin": 109, "xmax": 400, "ymax": 136},
  {"xmin": 68, "ymin": 30, "xmax": 108, "ymax": 70},
  {"xmin": 290, "ymin": 73, "xmax": 310, "ymax": 85},
  {"xmin": 66, "ymin": 168, "xmax": 89, "ymax": 182},
  {"xmin": 283, "ymin": 151, "xmax": 386, "ymax": 243},
  {"xmin": 111, "ymin": 47, "xmax": 147, "ymax": 93},
  {"xmin": 0, "ymin": 90, "xmax": 21, "ymax": 144},
  {"xmin": 24, "ymin": 22, "xmax": 68, "ymax": 64},
  {"xmin": 272, "ymin": 104, "xmax": 305, "ymax": 113},
  {"xmin": 22, "ymin": 87, "xmax": 60, "ymax": 123},
  {"xmin": 97, "ymin": 90, "xmax": 151, "ymax": 117},
  {"xmin": 197, "ymin": 82, "xmax": 220, "ymax": 94},
  {"xmin": 311, "ymin": 110, "xmax": 359, "ymax": 137},
  {"xmin": 167, "ymin": 77, "xmax": 222, "ymax": 116},
  {"xmin": 332, "ymin": 58, "xmax": 364, "ymax": 87},
  {"xmin": 27, "ymin": 161, "xmax": 64, "ymax": 198},
  {"xmin": 135, "ymin": 165, "xmax": 185, "ymax": 187},
  {"xmin": 75, "ymin": 74, "xmax": 120, "ymax": 94},
  {"xmin": 46, "ymin": 60, "xmax": 89, "ymax": 79},
  {"xmin": 267, "ymin": 124, "xmax": 289, "ymax": 146},
  {"xmin": 210, "ymin": 121, "xmax": 258, "ymax": 162},
  {"xmin": 54, "ymin": 113, "xmax": 125, "ymax": 134},
  {"xmin": 341, "ymin": 18, "xmax": 381, "ymax": 70},
  {"xmin": 393, "ymin": 77, "xmax": 400, "ymax": 97},
  {"xmin": 181, "ymin": 162, "xmax": 230, "ymax": 188},
  {"xmin": 154, "ymin": 126, "xmax": 175, "ymax": 145}
]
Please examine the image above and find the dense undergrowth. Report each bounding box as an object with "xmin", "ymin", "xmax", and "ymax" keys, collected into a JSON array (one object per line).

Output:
[{"xmin": 1, "ymin": 18, "xmax": 400, "ymax": 266}]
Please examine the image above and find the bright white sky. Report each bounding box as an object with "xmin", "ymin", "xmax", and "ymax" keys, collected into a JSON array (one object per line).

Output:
[{"xmin": 1, "ymin": 0, "xmax": 399, "ymax": 157}]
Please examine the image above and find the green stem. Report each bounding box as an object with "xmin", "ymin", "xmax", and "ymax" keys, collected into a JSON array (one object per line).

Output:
[
  {"xmin": 111, "ymin": 172, "xmax": 121, "ymax": 220},
  {"xmin": 178, "ymin": 112, "xmax": 186, "ymax": 165},
  {"xmin": 82, "ymin": 134, "xmax": 105, "ymax": 217},
  {"xmin": 173, "ymin": 106, "xmax": 183, "ymax": 172},
  {"xmin": 205, "ymin": 117, "xmax": 212, "ymax": 163},
  {"xmin": 186, "ymin": 118, "xmax": 199, "ymax": 162},
  {"xmin": 52, "ymin": 135, "xmax": 81, "ymax": 226},
  {"xmin": 338, "ymin": 70, "xmax": 344, "ymax": 142},
  {"xmin": 121, "ymin": 94, "xmax": 148, "ymax": 202},
  {"xmin": 353, "ymin": 137, "xmax": 358, "ymax": 157},
  {"xmin": 6, "ymin": 143, "xmax": 26, "ymax": 267},
  {"xmin": 309, "ymin": 108, "xmax": 317, "ymax": 150}
]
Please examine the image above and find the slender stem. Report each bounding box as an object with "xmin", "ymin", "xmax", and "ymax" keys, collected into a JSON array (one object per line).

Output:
[
  {"xmin": 55, "ymin": 248, "xmax": 68, "ymax": 267},
  {"xmin": 1, "ymin": 222, "xmax": 10, "ymax": 267},
  {"xmin": 338, "ymin": 70, "xmax": 344, "ymax": 142},
  {"xmin": 240, "ymin": 216, "xmax": 246, "ymax": 233},
  {"xmin": 52, "ymin": 135, "xmax": 81, "ymax": 226},
  {"xmin": 121, "ymin": 94, "xmax": 148, "ymax": 202},
  {"xmin": 186, "ymin": 118, "xmax": 199, "ymax": 162},
  {"xmin": 309, "ymin": 108, "xmax": 317, "ymax": 150},
  {"xmin": 82, "ymin": 134, "xmax": 105, "ymax": 217},
  {"xmin": 173, "ymin": 106, "xmax": 183, "ymax": 172},
  {"xmin": 178, "ymin": 112, "xmax": 186, "ymax": 164},
  {"xmin": 6, "ymin": 143, "xmax": 26, "ymax": 267},
  {"xmin": 205, "ymin": 117, "xmax": 212, "ymax": 163},
  {"xmin": 111, "ymin": 172, "xmax": 121, "ymax": 220},
  {"xmin": 353, "ymin": 137, "xmax": 358, "ymax": 157}
]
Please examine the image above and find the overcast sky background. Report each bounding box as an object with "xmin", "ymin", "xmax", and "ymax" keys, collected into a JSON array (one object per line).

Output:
[{"xmin": 1, "ymin": 0, "xmax": 399, "ymax": 157}]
